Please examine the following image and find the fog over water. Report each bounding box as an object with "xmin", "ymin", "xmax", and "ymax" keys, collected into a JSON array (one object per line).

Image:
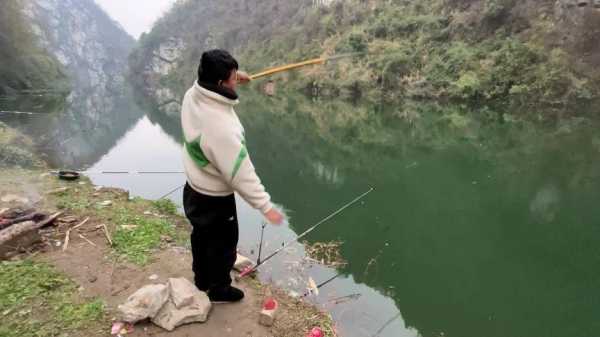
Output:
[{"xmin": 94, "ymin": 0, "xmax": 175, "ymax": 38}]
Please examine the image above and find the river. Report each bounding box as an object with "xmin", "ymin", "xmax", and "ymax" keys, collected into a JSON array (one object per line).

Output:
[{"xmin": 1, "ymin": 85, "xmax": 600, "ymax": 337}]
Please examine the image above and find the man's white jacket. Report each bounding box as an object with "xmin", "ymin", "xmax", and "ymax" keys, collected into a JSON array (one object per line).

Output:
[{"xmin": 181, "ymin": 82, "xmax": 273, "ymax": 214}]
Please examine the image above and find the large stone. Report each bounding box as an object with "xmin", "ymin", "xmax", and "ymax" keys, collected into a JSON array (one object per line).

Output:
[
  {"xmin": 118, "ymin": 284, "xmax": 169, "ymax": 323},
  {"xmin": 233, "ymin": 254, "xmax": 254, "ymax": 272},
  {"xmin": 151, "ymin": 277, "xmax": 211, "ymax": 331},
  {"xmin": 168, "ymin": 277, "xmax": 197, "ymax": 308}
]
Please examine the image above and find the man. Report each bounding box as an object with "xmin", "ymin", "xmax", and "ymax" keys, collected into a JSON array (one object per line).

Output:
[{"xmin": 181, "ymin": 49, "xmax": 284, "ymax": 303}]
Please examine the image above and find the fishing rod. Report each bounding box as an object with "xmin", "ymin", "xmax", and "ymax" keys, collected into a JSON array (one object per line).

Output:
[
  {"xmin": 371, "ymin": 311, "xmax": 402, "ymax": 337},
  {"xmin": 158, "ymin": 183, "xmax": 185, "ymax": 200},
  {"xmin": 302, "ymin": 273, "xmax": 343, "ymax": 298},
  {"xmin": 50, "ymin": 170, "xmax": 185, "ymax": 175},
  {"xmin": 327, "ymin": 293, "xmax": 362, "ymax": 304},
  {"xmin": 256, "ymin": 221, "xmax": 267, "ymax": 264},
  {"xmin": 248, "ymin": 52, "xmax": 366, "ymax": 80},
  {"xmin": 239, "ymin": 187, "xmax": 374, "ymax": 277}
]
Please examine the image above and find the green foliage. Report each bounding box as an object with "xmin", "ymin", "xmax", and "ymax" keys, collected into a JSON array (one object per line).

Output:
[
  {"xmin": 152, "ymin": 198, "xmax": 178, "ymax": 215},
  {"xmin": 0, "ymin": 0, "xmax": 69, "ymax": 94},
  {"xmin": 112, "ymin": 207, "xmax": 176, "ymax": 265},
  {"xmin": 130, "ymin": 0, "xmax": 600, "ymax": 119},
  {"xmin": 0, "ymin": 260, "xmax": 105, "ymax": 337},
  {"xmin": 483, "ymin": 0, "xmax": 513, "ymax": 20},
  {"xmin": 347, "ymin": 32, "xmax": 368, "ymax": 53}
]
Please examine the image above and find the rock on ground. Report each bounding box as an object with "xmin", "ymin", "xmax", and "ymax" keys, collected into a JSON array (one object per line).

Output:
[
  {"xmin": 118, "ymin": 284, "xmax": 169, "ymax": 323},
  {"xmin": 151, "ymin": 277, "xmax": 211, "ymax": 331}
]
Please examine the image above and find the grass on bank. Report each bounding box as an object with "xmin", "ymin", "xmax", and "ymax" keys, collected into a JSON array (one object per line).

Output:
[
  {"xmin": 51, "ymin": 177, "xmax": 188, "ymax": 265},
  {"xmin": 0, "ymin": 121, "xmax": 45, "ymax": 169},
  {"xmin": 111, "ymin": 206, "xmax": 177, "ymax": 265},
  {"xmin": 0, "ymin": 260, "xmax": 105, "ymax": 337}
]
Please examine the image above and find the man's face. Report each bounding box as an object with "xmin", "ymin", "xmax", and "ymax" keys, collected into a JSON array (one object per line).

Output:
[{"xmin": 221, "ymin": 69, "xmax": 238, "ymax": 91}]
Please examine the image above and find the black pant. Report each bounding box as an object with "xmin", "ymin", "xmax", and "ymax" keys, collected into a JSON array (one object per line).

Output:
[{"xmin": 183, "ymin": 183, "xmax": 239, "ymax": 291}]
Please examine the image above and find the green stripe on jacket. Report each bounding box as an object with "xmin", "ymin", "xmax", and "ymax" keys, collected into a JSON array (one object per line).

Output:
[
  {"xmin": 186, "ymin": 136, "xmax": 248, "ymax": 181},
  {"xmin": 185, "ymin": 136, "xmax": 210, "ymax": 168},
  {"xmin": 231, "ymin": 140, "xmax": 248, "ymax": 180}
]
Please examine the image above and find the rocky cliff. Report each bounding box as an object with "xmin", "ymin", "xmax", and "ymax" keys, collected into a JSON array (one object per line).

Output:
[
  {"xmin": 129, "ymin": 0, "xmax": 600, "ymax": 118},
  {"xmin": 2, "ymin": 0, "xmax": 134, "ymax": 96},
  {"xmin": 0, "ymin": 0, "xmax": 68, "ymax": 95},
  {"xmin": 24, "ymin": 0, "xmax": 134, "ymax": 92},
  {"xmin": 1, "ymin": 0, "xmax": 141, "ymax": 169}
]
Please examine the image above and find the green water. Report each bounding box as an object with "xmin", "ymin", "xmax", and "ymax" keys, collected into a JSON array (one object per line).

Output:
[
  {"xmin": 238, "ymin": 92, "xmax": 600, "ymax": 337},
  {"xmin": 2, "ymin": 88, "xmax": 600, "ymax": 337}
]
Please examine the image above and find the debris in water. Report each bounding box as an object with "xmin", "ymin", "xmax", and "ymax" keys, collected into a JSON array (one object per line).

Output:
[{"xmin": 303, "ymin": 240, "xmax": 347, "ymax": 268}]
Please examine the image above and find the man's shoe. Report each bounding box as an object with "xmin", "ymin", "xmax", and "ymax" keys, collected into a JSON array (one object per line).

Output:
[{"xmin": 208, "ymin": 286, "xmax": 244, "ymax": 303}]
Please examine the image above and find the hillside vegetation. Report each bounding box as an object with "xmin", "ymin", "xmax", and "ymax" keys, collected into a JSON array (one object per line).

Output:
[
  {"xmin": 0, "ymin": 0, "xmax": 68, "ymax": 95},
  {"xmin": 130, "ymin": 0, "xmax": 600, "ymax": 118}
]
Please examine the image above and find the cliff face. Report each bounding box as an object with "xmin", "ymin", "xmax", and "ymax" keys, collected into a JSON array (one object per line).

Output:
[
  {"xmin": 128, "ymin": 0, "xmax": 309, "ymax": 115},
  {"xmin": 24, "ymin": 0, "xmax": 134, "ymax": 92},
  {"xmin": 1, "ymin": 0, "xmax": 134, "ymax": 98},
  {"xmin": 1, "ymin": 0, "xmax": 141, "ymax": 169},
  {"xmin": 0, "ymin": 0, "xmax": 68, "ymax": 94},
  {"xmin": 130, "ymin": 0, "xmax": 600, "ymax": 116}
]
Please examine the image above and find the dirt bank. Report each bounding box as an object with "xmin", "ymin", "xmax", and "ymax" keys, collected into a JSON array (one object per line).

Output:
[{"xmin": 0, "ymin": 169, "xmax": 335, "ymax": 337}]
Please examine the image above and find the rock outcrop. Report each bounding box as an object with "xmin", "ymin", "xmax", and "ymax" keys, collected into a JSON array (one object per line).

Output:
[{"xmin": 23, "ymin": 0, "xmax": 134, "ymax": 92}]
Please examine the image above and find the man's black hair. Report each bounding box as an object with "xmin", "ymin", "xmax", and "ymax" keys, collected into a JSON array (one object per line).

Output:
[{"xmin": 198, "ymin": 49, "xmax": 239, "ymax": 85}]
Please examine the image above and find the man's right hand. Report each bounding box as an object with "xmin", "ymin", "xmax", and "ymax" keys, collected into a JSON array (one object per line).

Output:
[{"xmin": 265, "ymin": 207, "xmax": 284, "ymax": 225}]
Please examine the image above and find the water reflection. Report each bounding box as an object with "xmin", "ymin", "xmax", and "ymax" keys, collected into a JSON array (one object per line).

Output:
[
  {"xmin": 114, "ymin": 88, "xmax": 600, "ymax": 337},
  {"xmin": 0, "ymin": 87, "xmax": 144, "ymax": 168},
  {"xmin": 235, "ymin": 91, "xmax": 600, "ymax": 337}
]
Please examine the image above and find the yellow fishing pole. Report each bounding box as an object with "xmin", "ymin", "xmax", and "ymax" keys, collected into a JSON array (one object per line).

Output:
[
  {"xmin": 248, "ymin": 52, "xmax": 365, "ymax": 80},
  {"xmin": 249, "ymin": 57, "xmax": 325, "ymax": 80}
]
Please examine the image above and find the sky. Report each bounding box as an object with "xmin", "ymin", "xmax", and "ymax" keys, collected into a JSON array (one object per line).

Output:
[{"xmin": 94, "ymin": 0, "xmax": 176, "ymax": 39}]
